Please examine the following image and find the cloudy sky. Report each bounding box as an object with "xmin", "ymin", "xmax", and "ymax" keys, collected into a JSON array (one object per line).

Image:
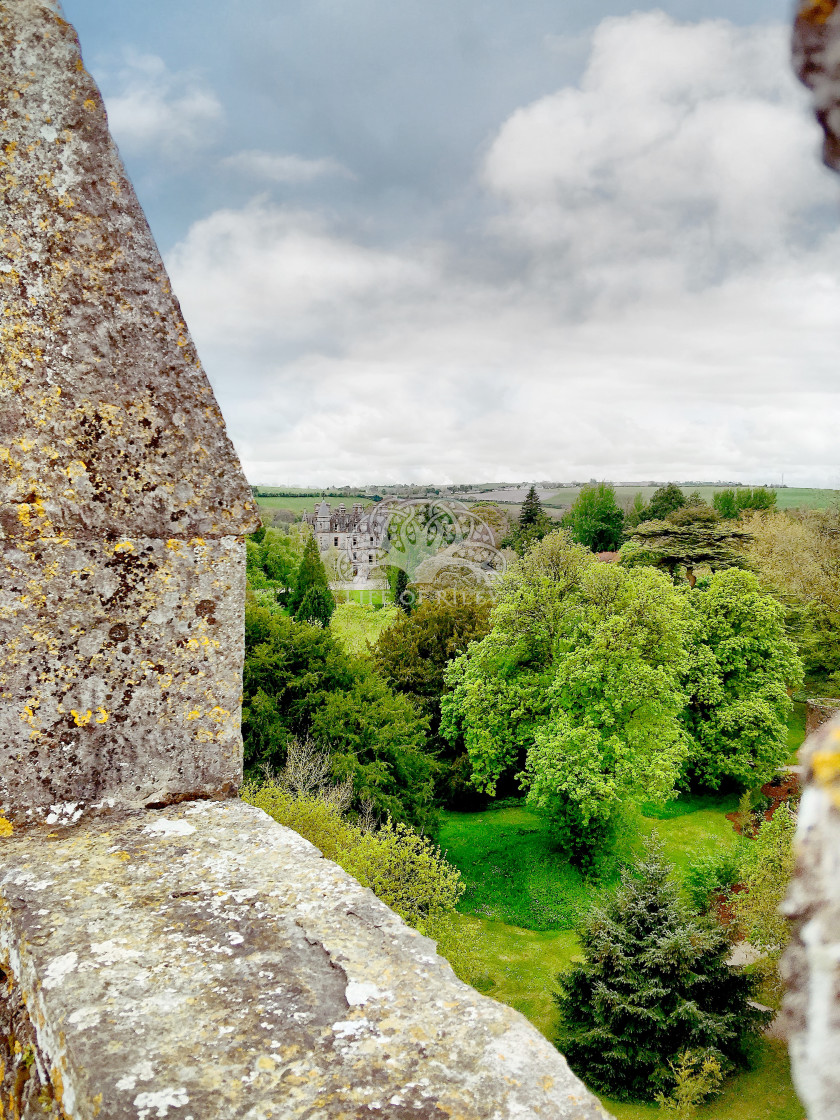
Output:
[{"xmin": 62, "ymin": 0, "xmax": 840, "ymax": 487}]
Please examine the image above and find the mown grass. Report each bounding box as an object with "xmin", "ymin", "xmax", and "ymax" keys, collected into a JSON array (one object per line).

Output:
[
  {"xmin": 437, "ymin": 805, "xmax": 601, "ymax": 929},
  {"xmin": 451, "ymin": 913, "xmax": 581, "ymax": 1038},
  {"xmin": 439, "ymin": 797, "xmax": 801, "ymax": 1120},
  {"xmin": 330, "ymin": 602, "xmax": 399, "ymax": 655},
  {"xmin": 787, "ymin": 700, "xmax": 807, "ymax": 761},
  {"xmin": 604, "ymin": 1041, "xmax": 801, "ymax": 1120},
  {"xmin": 437, "ymin": 796, "xmax": 740, "ymax": 930}
]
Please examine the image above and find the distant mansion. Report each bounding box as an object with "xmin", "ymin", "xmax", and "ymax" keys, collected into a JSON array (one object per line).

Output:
[{"xmin": 302, "ymin": 501, "xmax": 388, "ymax": 582}]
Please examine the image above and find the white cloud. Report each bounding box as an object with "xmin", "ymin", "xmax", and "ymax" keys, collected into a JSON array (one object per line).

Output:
[
  {"xmin": 482, "ymin": 13, "xmax": 835, "ymax": 304},
  {"xmin": 103, "ymin": 53, "xmax": 223, "ymax": 159},
  {"xmin": 165, "ymin": 12, "xmax": 840, "ymax": 487},
  {"xmin": 222, "ymin": 150, "xmax": 354, "ymax": 184}
]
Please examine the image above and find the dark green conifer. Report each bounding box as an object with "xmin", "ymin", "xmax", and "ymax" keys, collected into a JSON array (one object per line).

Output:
[
  {"xmin": 290, "ymin": 535, "xmax": 330, "ymax": 615},
  {"xmin": 294, "ymin": 585, "xmax": 336, "ymax": 626},
  {"xmin": 554, "ymin": 841, "xmax": 767, "ymax": 1101},
  {"xmin": 519, "ymin": 485, "xmax": 544, "ymax": 528}
]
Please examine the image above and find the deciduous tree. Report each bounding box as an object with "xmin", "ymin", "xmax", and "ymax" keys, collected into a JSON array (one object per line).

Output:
[
  {"xmin": 242, "ymin": 602, "xmax": 434, "ymax": 825},
  {"xmin": 682, "ymin": 569, "xmax": 802, "ymax": 789},
  {"xmin": 562, "ymin": 482, "xmax": 625, "ymax": 552},
  {"xmin": 442, "ymin": 533, "xmax": 690, "ymax": 862}
]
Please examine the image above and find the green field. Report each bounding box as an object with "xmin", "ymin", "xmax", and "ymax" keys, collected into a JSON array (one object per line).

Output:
[
  {"xmin": 542, "ymin": 485, "xmax": 838, "ymax": 512},
  {"xmin": 437, "ymin": 794, "xmax": 801, "ymax": 1120},
  {"xmin": 330, "ymin": 602, "xmax": 399, "ymax": 655},
  {"xmin": 254, "ymin": 493, "xmax": 371, "ymax": 517}
]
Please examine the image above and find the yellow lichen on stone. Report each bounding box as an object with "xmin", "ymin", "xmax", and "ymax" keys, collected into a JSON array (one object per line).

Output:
[
  {"xmin": 811, "ymin": 743, "xmax": 840, "ymax": 807},
  {"xmin": 0, "ymin": 818, "xmax": 12, "ymax": 838},
  {"xmin": 799, "ymin": 0, "xmax": 838, "ymax": 23}
]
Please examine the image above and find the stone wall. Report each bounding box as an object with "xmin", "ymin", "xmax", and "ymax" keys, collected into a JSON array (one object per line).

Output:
[
  {"xmin": 805, "ymin": 698, "xmax": 840, "ymax": 736},
  {"xmin": 0, "ymin": 801, "xmax": 610, "ymax": 1120},
  {"xmin": 0, "ymin": 0, "xmax": 259, "ymax": 823}
]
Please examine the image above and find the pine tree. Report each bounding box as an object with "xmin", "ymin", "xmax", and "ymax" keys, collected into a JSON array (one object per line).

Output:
[
  {"xmin": 501, "ymin": 486, "xmax": 555, "ymax": 555},
  {"xmin": 519, "ymin": 486, "xmax": 544, "ymax": 528},
  {"xmin": 290, "ymin": 535, "xmax": 330, "ymax": 615},
  {"xmin": 294, "ymin": 585, "xmax": 336, "ymax": 626},
  {"xmin": 554, "ymin": 841, "xmax": 768, "ymax": 1101}
]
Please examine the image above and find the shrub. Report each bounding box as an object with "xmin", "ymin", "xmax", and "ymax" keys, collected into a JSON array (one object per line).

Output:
[
  {"xmin": 683, "ymin": 844, "xmax": 743, "ymax": 912},
  {"xmin": 655, "ymin": 1051, "xmax": 724, "ymax": 1119},
  {"xmin": 242, "ymin": 754, "xmax": 477, "ymax": 981},
  {"xmin": 734, "ymin": 802, "xmax": 797, "ymax": 962}
]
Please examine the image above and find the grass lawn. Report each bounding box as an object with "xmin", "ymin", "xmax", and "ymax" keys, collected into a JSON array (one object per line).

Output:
[
  {"xmin": 437, "ymin": 795, "xmax": 740, "ymax": 930},
  {"xmin": 603, "ymin": 1041, "xmax": 801, "ymax": 1120},
  {"xmin": 787, "ymin": 700, "xmax": 807, "ymax": 761},
  {"xmin": 453, "ymin": 913, "xmax": 581, "ymax": 1038},
  {"xmin": 439, "ymin": 798, "xmax": 801, "ymax": 1120},
  {"xmin": 330, "ymin": 602, "xmax": 399, "ymax": 655}
]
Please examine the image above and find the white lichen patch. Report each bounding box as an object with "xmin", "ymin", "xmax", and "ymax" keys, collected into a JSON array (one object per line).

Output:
[
  {"xmin": 134, "ymin": 1087, "xmax": 190, "ymax": 1119},
  {"xmin": 144, "ymin": 819, "xmax": 197, "ymax": 837},
  {"xmin": 42, "ymin": 950, "xmax": 78, "ymax": 990}
]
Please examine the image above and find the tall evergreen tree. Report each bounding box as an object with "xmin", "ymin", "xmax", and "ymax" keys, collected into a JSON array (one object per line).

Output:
[
  {"xmin": 502, "ymin": 486, "xmax": 555, "ymax": 555},
  {"xmin": 290, "ymin": 535, "xmax": 330, "ymax": 614},
  {"xmin": 519, "ymin": 485, "xmax": 544, "ymax": 527},
  {"xmin": 294, "ymin": 584, "xmax": 336, "ymax": 626},
  {"xmin": 554, "ymin": 841, "xmax": 767, "ymax": 1101}
]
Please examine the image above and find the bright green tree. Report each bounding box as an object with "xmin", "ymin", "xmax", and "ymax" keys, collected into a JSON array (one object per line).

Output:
[
  {"xmin": 733, "ymin": 802, "xmax": 796, "ymax": 962},
  {"xmin": 714, "ymin": 488, "xmax": 776, "ymax": 519},
  {"xmin": 554, "ymin": 841, "xmax": 768, "ymax": 1100},
  {"xmin": 713, "ymin": 489, "xmax": 739, "ymax": 520},
  {"xmin": 246, "ymin": 525, "xmax": 308, "ymax": 602},
  {"xmin": 522, "ymin": 564, "xmax": 690, "ymax": 862},
  {"xmin": 441, "ymin": 533, "xmax": 690, "ymax": 862},
  {"xmin": 562, "ymin": 482, "xmax": 625, "ymax": 552},
  {"xmin": 682, "ymin": 569, "xmax": 802, "ymax": 789},
  {"xmin": 738, "ymin": 486, "xmax": 777, "ymax": 512}
]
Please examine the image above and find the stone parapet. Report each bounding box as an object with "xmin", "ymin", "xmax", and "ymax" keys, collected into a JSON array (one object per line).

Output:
[
  {"xmin": 0, "ymin": 799, "xmax": 610, "ymax": 1120},
  {"xmin": 781, "ymin": 715, "xmax": 840, "ymax": 1120}
]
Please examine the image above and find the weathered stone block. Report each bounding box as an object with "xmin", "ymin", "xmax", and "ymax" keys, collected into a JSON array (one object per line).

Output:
[
  {"xmin": 0, "ymin": 536, "xmax": 246, "ymax": 823},
  {"xmin": 781, "ymin": 715, "xmax": 840, "ymax": 1120},
  {"xmin": 0, "ymin": 800, "xmax": 610, "ymax": 1120},
  {"xmin": 0, "ymin": 0, "xmax": 259, "ymax": 819}
]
